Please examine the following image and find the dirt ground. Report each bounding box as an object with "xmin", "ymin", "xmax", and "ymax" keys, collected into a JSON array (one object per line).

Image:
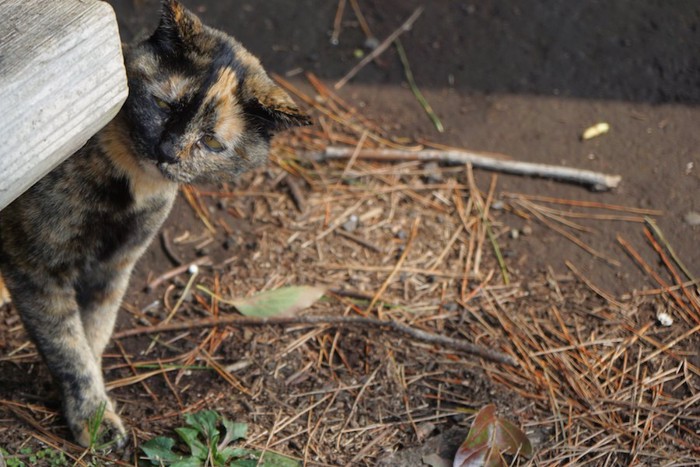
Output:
[{"xmin": 1, "ymin": 0, "xmax": 699, "ymax": 465}]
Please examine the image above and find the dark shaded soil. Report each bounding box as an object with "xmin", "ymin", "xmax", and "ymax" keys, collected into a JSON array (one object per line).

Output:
[{"xmin": 1, "ymin": 0, "xmax": 699, "ymax": 465}]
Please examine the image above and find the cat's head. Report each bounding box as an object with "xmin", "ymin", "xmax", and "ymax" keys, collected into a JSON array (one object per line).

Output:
[{"xmin": 120, "ymin": 0, "xmax": 310, "ymax": 183}]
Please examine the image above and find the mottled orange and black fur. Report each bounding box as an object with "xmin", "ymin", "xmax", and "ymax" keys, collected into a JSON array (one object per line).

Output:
[{"xmin": 0, "ymin": 0, "xmax": 308, "ymax": 448}]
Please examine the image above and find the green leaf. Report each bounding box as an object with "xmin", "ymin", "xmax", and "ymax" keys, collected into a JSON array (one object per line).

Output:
[
  {"xmin": 171, "ymin": 459, "xmax": 203, "ymax": 467},
  {"xmin": 141, "ymin": 436, "xmax": 184, "ymax": 464},
  {"xmin": 223, "ymin": 419, "xmax": 248, "ymax": 442},
  {"xmin": 232, "ymin": 286, "xmax": 326, "ymax": 318},
  {"xmin": 184, "ymin": 410, "xmax": 220, "ymax": 441},
  {"xmin": 252, "ymin": 450, "xmax": 303, "ymax": 467},
  {"xmin": 219, "ymin": 419, "xmax": 248, "ymax": 452},
  {"xmin": 226, "ymin": 447, "xmax": 251, "ymax": 458},
  {"xmin": 175, "ymin": 427, "xmax": 207, "ymax": 460},
  {"xmin": 230, "ymin": 460, "xmax": 257, "ymax": 467},
  {"xmin": 218, "ymin": 446, "xmax": 239, "ymax": 462},
  {"xmin": 453, "ymin": 405, "xmax": 532, "ymax": 467}
]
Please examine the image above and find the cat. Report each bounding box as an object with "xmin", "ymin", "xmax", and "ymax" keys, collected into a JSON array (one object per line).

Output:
[{"xmin": 0, "ymin": 0, "xmax": 309, "ymax": 448}]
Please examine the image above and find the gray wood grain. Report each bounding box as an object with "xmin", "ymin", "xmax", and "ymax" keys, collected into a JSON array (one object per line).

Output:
[{"xmin": 0, "ymin": 0, "xmax": 127, "ymax": 209}]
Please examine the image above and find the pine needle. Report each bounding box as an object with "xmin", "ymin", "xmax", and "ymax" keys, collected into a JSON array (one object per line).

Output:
[{"xmin": 394, "ymin": 38, "xmax": 444, "ymax": 133}]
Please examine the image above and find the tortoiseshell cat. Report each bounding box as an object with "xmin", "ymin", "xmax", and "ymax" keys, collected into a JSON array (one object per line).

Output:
[{"xmin": 0, "ymin": 0, "xmax": 308, "ymax": 447}]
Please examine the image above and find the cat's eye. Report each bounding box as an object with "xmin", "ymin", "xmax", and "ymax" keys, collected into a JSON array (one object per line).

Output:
[
  {"xmin": 154, "ymin": 96, "xmax": 171, "ymax": 111},
  {"xmin": 201, "ymin": 135, "xmax": 225, "ymax": 152}
]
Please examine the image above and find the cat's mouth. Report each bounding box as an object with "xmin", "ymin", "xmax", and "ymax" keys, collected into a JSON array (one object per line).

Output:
[{"xmin": 156, "ymin": 161, "xmax": 193, "ymax": 183}]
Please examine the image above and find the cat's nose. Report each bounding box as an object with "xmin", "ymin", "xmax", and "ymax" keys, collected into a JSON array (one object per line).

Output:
[{"xmin": 157, "ymin": 137, "xmax": 179, "ymax": 164}]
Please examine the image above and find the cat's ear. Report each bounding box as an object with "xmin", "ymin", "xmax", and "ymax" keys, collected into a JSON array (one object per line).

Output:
[
  {"xmin": 244, "ymin": 75, "xmax": 311, "ymax": 132},
  {"xmin": 151, "ymin": 0, "xmax": 202, "ymax": 49}
]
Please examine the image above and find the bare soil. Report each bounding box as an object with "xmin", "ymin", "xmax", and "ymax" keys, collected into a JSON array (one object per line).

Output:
[{"xmin": 1, "ymin": 1, "xmax": 699, "ymax": 465}]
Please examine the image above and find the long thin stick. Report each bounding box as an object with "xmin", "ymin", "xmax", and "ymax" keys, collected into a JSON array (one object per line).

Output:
[
  {"xmin": 334, "ymin": 7, "xmax": 424, "ymax": 90},
  {"xmin": 113, "ymin": 314, "xmax": 517, "ymax": 366},
  {"xmin": 311, "ymin": 146, "xmax": 622, "ymax": 191}
]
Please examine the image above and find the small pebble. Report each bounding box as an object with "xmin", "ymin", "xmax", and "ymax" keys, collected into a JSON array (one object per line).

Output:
[
  {"xmin": 522, "ymin": 225, "xmax": 533, "ymax": 235},
  {"xmin": 657, "ymin": 312, "xmax": 673, "ymax": 327},
  {"xmin": 684, "ymin": 211, "xmax": 700, "ymax": 226},
  {"xmin": 342, "ymin": 214, "xmax": 359, "ymax": 232},
  {"xmin": 510, "ymin": 229, "xmax": 519, "ymax": 240},
  {"xmin": 491, "ymin": 200, "xmax": 505, "ymax": 211},
  {"xmin": 443, "ymin": 302, "xmax": 459, "ymax": 312},
  {"xmin": 423, "ymin": 162, "xmax": 443, "ymax": 183},
  {"xmin": 364, "ymin": 37, "xmax": 380, "ymax": 50}
]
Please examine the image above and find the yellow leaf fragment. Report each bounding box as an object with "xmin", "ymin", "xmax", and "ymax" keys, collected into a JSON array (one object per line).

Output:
[{"xmin": 582, "ymin": 122, "xmax": 610, "ymax": 140}]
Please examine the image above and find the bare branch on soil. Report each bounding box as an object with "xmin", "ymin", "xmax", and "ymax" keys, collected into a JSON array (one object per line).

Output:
[
  {"xmin": 310, "ymin": 146, "xmax": 622, "ymax": 190},
  {"xmin": 113, "ymin": 314, "xmax": 518, "ymax": 366}
]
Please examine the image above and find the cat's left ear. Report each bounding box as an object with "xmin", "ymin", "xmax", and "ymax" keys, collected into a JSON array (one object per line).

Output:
[
  {"xmin": 152, "ymin": 0, "xmax": 203, "ymax": 48},
  {"xmin": 244, "ymin": 77, "xmax": 312, "ymax": 132}
]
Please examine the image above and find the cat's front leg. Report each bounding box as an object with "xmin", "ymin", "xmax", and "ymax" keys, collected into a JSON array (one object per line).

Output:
[
  {"xmin": 9, "ymin": 282, "xmax": 127, "ymax": 448},
  {"xmin": 77, "ymin": 264, "xmax": 132, "ymax": 361}
]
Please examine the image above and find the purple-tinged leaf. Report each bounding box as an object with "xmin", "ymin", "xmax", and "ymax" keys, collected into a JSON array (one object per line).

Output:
[{"xmin": 453, "ymin": 405, "xmax": 532, "ymax": 467}]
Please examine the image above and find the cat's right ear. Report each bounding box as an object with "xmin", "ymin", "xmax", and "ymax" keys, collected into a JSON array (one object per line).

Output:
[{"xmin": 150, "ymin": 0, "xmax": 202, "ymax": 53}]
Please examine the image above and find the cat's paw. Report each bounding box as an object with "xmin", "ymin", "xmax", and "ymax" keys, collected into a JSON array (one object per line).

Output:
[{"xmin": 69, "ymin": 400, "xmax": 127, "ymax": 449}]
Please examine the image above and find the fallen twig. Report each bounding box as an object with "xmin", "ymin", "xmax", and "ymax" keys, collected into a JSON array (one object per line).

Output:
[
  {"xmin": 335, "ymin": 7, "xmax": 424, "ymax": 90},
  {"xmin": 310, "ymin": 146, "xmax": 622, "ymax": 190},
  {"xmin": 113, "ymin": 313, "xmax": 517, "ymax": 366}
]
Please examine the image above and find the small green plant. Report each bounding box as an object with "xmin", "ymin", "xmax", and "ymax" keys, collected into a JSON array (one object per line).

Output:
[
  {"xmin": 140, "ymin": 410, "xmax": 301, "ymax": 466},
  {"xmin": 0, "ymin": 446, "xmax": 69, "ymax": 467},
  {"xmin": 87, "ymin": 401, "xmax": 107, "ymax": 449}
]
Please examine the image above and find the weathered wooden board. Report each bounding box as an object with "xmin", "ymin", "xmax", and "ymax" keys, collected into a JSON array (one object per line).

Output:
[{"xmin": 0, "ymin": 0, "xmax": 127, "ymax": 210}]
